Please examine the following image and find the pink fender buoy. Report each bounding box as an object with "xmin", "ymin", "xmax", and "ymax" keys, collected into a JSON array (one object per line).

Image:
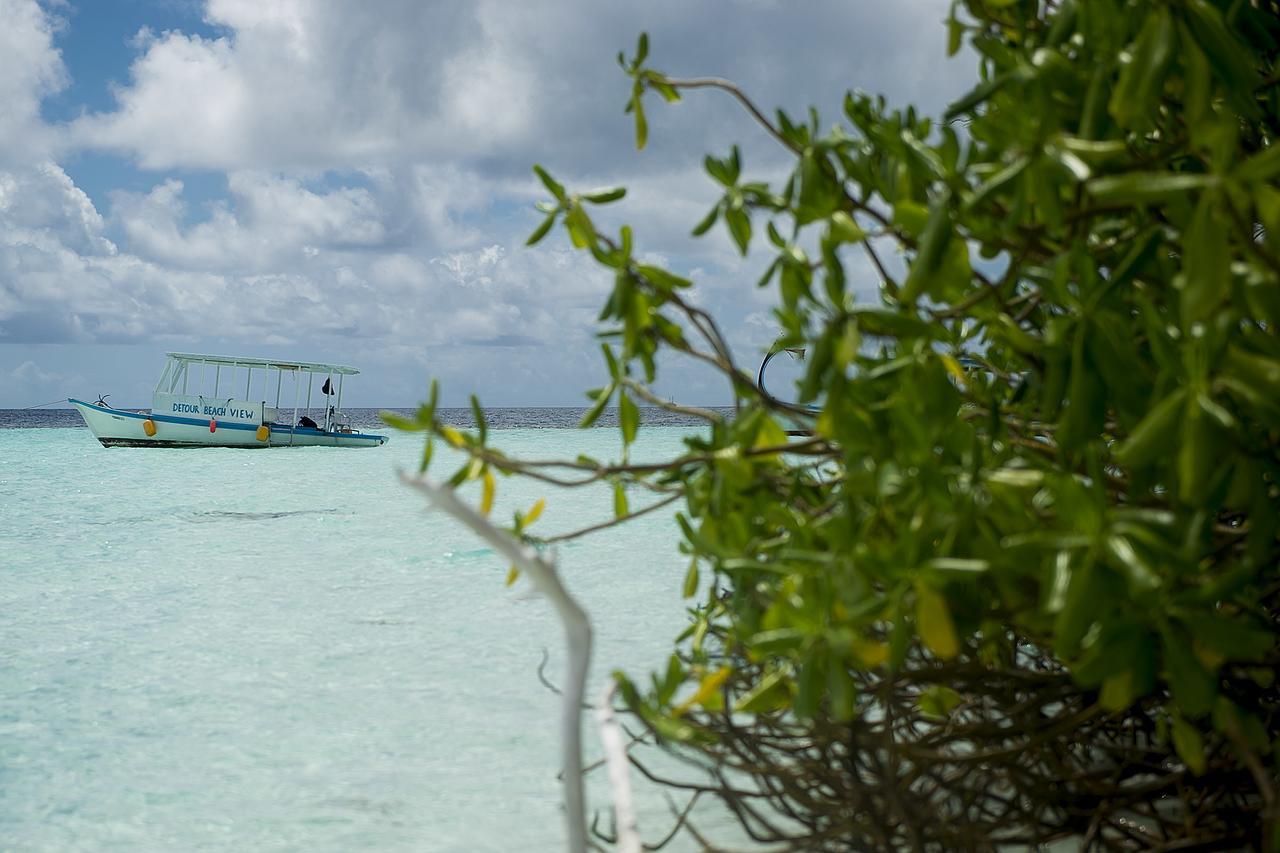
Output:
[{"xmin": 209, "ymin": 418, "xmax": 217, "ymax": 433}]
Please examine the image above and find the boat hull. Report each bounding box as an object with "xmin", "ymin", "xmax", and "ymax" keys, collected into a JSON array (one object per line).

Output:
[{"xmin": 70, "ymin": 399, "xmax": 387, "ymax": 449}]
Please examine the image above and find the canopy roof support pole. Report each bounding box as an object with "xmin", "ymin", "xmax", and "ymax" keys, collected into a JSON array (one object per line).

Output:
[
  {"xmin": 155, "ymin": 360, "xmax": 171, "ymax": 395},
  {"xmin": 337, "ymin": 374, "xmax": 344, "ymax": 422},
  {"xmin": 306, "ymin": 373, "xmax": 313, "ymax": 419},
  {"xmin": 275, "ymin": 369, "xmax": 283, "ymax": 407},
  {"xmin": 325, "ymin": 372, "xmax": 334, "ymax": 432},
  {"xmin": 245, "ymin": 367, "xmax": 252, "ymax": 400},
  {"xmin": 181, "ymin": 363, "xmax": 188, "ymax": 394},
  {"xmin": 291, "ymin": 370, "xmax": 301, "ymax": 446},
  {"xmin": 214, "ymin": 365, "xmax": 221, "ymax": 398}
]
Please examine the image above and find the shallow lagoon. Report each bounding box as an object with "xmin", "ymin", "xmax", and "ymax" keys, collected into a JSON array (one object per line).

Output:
[{"xmin": 0, "ymin": 416, "xmax": 735, "ymax": 851}]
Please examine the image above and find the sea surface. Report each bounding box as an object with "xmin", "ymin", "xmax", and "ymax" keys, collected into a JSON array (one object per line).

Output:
[{"xmin": 0, "ymin": 407, "xmax": 747, "ymax": 851}]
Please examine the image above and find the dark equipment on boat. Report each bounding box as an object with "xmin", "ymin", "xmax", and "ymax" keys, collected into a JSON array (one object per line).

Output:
[
  {"xmin": 321, "ymin": 377, "xmax": 334, "ymax": 395},
  {"xmin": 298, "ymin": 415, "xmax": 319, "ymax": 429}
]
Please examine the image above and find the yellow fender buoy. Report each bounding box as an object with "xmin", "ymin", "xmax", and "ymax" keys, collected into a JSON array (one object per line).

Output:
[
  {"xmin": 256, "ymin": 424, "xmax": 270, "ymax": 442},
  {"xmin": 143, "ymin": 419, "xmax": 157, "ymax": 437}
]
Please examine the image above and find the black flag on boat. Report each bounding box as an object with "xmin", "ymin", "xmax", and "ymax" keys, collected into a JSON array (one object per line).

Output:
[{"xmin": 321, "ymin": 377, "xmax": 334, "ymax": 395}]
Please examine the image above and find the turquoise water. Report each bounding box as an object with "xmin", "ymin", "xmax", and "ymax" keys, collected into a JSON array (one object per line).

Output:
[{"xmin": 0, "ymin": 422, "xmax": 729, "ymax": 851}]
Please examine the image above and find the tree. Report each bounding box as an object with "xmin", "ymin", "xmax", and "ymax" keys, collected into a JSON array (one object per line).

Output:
[{"xmin": 391, "ymin": 1, "xmax": 1280, "ymax": 848}]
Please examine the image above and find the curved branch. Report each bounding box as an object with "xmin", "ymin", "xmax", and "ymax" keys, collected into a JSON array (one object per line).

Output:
[
  {"xmin": 400, "ymin": 472, "xmax": 593, "ymax": 853},
  {"xmin": 655, "ymin": 75, "xmax": 801, "ymax": 156}
]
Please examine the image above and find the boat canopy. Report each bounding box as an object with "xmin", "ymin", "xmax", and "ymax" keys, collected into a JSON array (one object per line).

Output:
[
  {"xmin": 164, "ymin": 352, "xmax": 359, "ymax": 375},
  {"xmin": 155, "ymin": 354, "xmax": 359, "ymax": 429}
]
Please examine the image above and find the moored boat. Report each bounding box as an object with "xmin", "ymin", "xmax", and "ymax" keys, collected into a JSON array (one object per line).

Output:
[{"xmin": 71, "ymin": 352, "xmax": 388, "ymax": 449}]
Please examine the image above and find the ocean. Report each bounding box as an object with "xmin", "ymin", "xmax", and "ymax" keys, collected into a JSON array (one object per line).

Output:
[{"xmin": 0, "ymin": 407, "xmax": 747, "ymax": 851}]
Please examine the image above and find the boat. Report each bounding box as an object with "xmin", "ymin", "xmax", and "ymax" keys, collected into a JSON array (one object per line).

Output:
[{"xmin": 70, "ymin": 352, "xmax": 388, "ymax": 449}]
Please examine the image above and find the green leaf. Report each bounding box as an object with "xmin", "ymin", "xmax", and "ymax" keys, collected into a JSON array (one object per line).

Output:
[
  {"xmin": 1108, "ymin": 7, "xmax": 1175, "ymax": 129},
  {"xmin": 1086, "ymin": 172, "xmax": 1213, "ymax": 204},
  {"xmin": 470, "ymin": 394, "xmax": 487, "ymax": 443},
  {"xmin": 1171, "ymin": 714, "xmax": 1206, "ymax": 775},
  {"xmin": 915, "ymin": 582, "xmax": 959, "ymax": 659},
  {"xmin": 946, "ymin": 12, "xmax": 963, "ymax": 57},
  {"xmin": 582, "ymin": 186, "xmax": 627, "ymax": 204},
  {"xmin": 380, "ymin": 411, "xmax": 422, "ymax": 432},
  {"xmin": 918, "ymin": 685, "xmax": 962, "ymax": 718},
  {"xmin": 1181, "ymin": 191, "xmax": 1230, "ymax": 326},
  {"xmin": 796, "ymin": 149, "xmax": 841, "ymax": 224},
  {"xmin": 734, "ymin": 669, "xmax": 789, "ymax": 714},
  {"xmin": 637, "ymin": 265, "xmax": 692, "ymax": 291},
  {"xmin": 964, "ymin": 156, "xmax": 1029, "ymax": 212},
  {"xmin": 634, "ymin": 100, "xmax": 648, "ymax": 150},
  {"xmin": 725, "ymin": 206, "xmax": 751, "ymax": 255},
  {"xmin": 1235, "ymin": 144, "xmax": 1280, "ymax": 183},
  {"xmin": 1161, "ymin": 625, "xmax": 1217, "ymax": 717},
  {"xmin": 925, "ymin": 558, "xmax": 989, "ymax": 574},
  {"xmin": 794, "ymin": 649, "xmax": 825, "ymax": 719},
  {"xmin": 650, "ymin": 79, "xmax": 681, "ymax": 103},
  {"xmin": 682, "ymin": 560, "xmax": 699, "ymax": 599},
  {"xmin": 579, "ymin": 382, "xmax": 615, "ymax": 428},
  {"xmin": 418, "ymin": 436, "xmax": 435, "ymax": 475},
  {"xmin": 1055, "ymin": 555, "xmax": 1099, "ymax": 658},
  {"xmin": 828, "ymin": 211, "xmax": 866, "ymax": 244},
  {"xmin": 601, "ymin": 344, "xmax": 620, "ymax": 379},
  {"xmin": 1058, "ymin": 326, "xmax": 1106, "ymax": 451},
  {"xmin": 827, "ymin": 663, "xmax": 855, "ymax": 721},
  {"xmin": 564, "ymin": 204, "xmax": 597, "ymax": 250},
  {"xmin": 901, "ymin": 197, "xmax": 953, "ymax": 304},
  {"xmin": 613, "ymin": 481, "xmax": 629, "ymax": 518},
  {"xmin": 635, "ymin": 32, "xmax": 648, "ymax": 65},
  {"xmin": 532, "ymin": 164, "xmax": 566, "ymax": 202},
  {"xmin": 1181, "ymin": 0, "xmax": 1261, "ymax": 116},
  {"xmin": 619, "ymin": 392, "xmax": 639, "ymax": 445},
  {"xmin": 944, "ymin": 72, "xmax": 1011, "ymax": 120},
  {"xmin": 1115, "ymin": 389, "xmax": 1187, "ymax": 468},
  {"xmin": 1177, "ymin": 613, "xmax": 1274, "ymax": 661},
  {"xmin": 526, "ymin": 211, "xmax": 557, "ymax": 246},
  {"xmin": 691, "ymin": 205, "xmax": 719, "ymax": 236},
  {"xmin": 1177, "ymin": 399, "xmax": 1218, "ymax": 506}
]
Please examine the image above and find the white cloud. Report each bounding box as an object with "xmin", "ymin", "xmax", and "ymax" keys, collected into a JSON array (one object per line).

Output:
[
  {"xmin": 69, "ymin": 0, "xmax": 963, "ymax": 174},
  {"xmin": 0, "ymin": 0, "xmax": 66, "ymax": 164},
  {"xmin": 0, "ymin": 0, "xmax": 971, "ymax": 404},
  {"xmin": 110, "ymin": 173, "xmax": 386, "ymax": 272}
]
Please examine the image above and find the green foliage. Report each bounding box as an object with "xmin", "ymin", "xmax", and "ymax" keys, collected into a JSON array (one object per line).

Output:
[{"xmin": 391, "ymin": 0, "xmax": 1280, "ymax": 847}]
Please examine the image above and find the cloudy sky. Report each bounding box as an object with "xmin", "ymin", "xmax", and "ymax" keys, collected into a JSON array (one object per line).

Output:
[{"xmin": 0, "ymin": 0, "xmax": 970, "ymax": 408}]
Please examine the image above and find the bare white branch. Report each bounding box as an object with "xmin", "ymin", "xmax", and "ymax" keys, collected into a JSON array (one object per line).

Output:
[
  {"xmin": 596, "ymin": 681, "xmax": 641, "ymax": 853},
  {"xmin": 399, "ymin": 472, "xmax": 593, "ymax": 853}
]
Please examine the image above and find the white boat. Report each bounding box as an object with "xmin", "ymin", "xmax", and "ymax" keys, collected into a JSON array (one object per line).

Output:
[{"xmin": 71, "ymin": 352, "xmax": 388, "ymax": 449}]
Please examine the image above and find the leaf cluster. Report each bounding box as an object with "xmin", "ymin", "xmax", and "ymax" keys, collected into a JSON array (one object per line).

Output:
[{"xmin": 391, "ymin": 4, "xmax": 1280, "ymax": 848}]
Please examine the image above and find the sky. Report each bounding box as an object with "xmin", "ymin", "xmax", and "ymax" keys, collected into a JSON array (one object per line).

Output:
[{"xmin": 0, "ymin": 0, "xmax": 972, "ymax": 408}]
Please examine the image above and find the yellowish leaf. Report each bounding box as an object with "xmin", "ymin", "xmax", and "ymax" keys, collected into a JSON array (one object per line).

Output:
[
  {"xmin": 941, "ymin": 354, "xmax": 966, "ymax": 383},
  {"xmin": 851, "ymin": 636, "xmax": 889, "ymax": 668},
  {"xmin": 481, "ymin": 470, "xmax": 495, "ymax": 516},
  {"xmin": 915, "ymin": 582, "xmax": 959, "ymax": 659},
  {"xmin": 524, "ymin": 498, "xmax": 546, "ymax": 525},
  {"xmin": 673, "ymin": 666, "xmax": 732, "ymax": 717},
  {"xmin": 752, "ymin": 416, "xmax": 790, "ymax": 457},
  {"xmin": 441, "ymin": 426, "xmax": 465, "ymax": 448},
  {"xmin": 505, "ymin": 565, "xmax": 520, "ymax": 587}
]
